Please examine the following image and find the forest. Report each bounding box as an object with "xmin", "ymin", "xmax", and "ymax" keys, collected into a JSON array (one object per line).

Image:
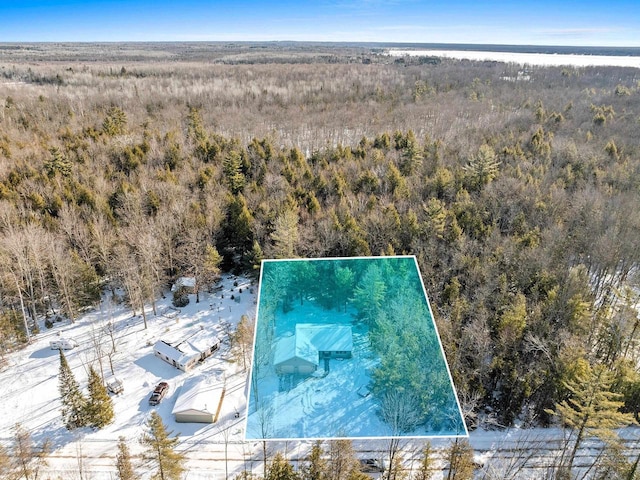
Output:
[{"xmin": 1, "ymin": 42, "xmax": 640, "ymax": 478}]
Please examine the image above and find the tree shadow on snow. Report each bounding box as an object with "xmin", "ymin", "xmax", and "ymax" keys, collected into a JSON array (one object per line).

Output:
[
  {"xmin": 133, "ymin": 353, "xmax": 185, "ymax": 380},
  {"xmin": 30, "ymin": 347, "xmax": 59, "ymax": 359}
]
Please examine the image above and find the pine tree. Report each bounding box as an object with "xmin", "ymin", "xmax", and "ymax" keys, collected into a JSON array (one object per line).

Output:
[
  {"xmin": 266, "ymin": 452, "xmax": 300, "ymax": 480},
  {"xmin": 463, "ymin": 144, "xmax": 499, "ymax": 190},
  {"xmin": 302, "ymin": 441, "xmax": 328, "ymax": 480},
  {"xmin": 140, "ymin": 411, "xmax": 186, "ymax": 480},
  {"xmin": 116, "ymin": 436, "xmax": 138, "ymax": 480},
  {"xmin": 102, "ymin": 106, "xmax": 127, "ymax": 136},
  {"xmin": 86, "ymin": 365, "xmax": 114, "ymax": 428},
  {"xmin": 271, "ymin": 208, "xmax": 299, "ymax": 259},
  {"xmin": 445, "ymin": 439, "xmax": 474, "ymax": 480},
  {"xmin": 413, "ymin": 443, "xmax": 436, "ymax": 480},
  {"xmin": 58, "ymin": 349, "xmax": 87, "ymax": 429},
  {"xmin": 202, "ymin": 245, "xmax": 222, "ymax": 288},
  {"xmin": 327, "ymin": 440, "xmax": 362, "ymax": 480},
  {"xmin": 247, "ymin": 240, "xmax": 264, "ymax": 276},
  {"xmin": 223, "ymin": 151, "xmax": 246, "ymax": 194},
  {"xmin": 548, "ymin": 363, "xmax": 634, "ymax": 474}
]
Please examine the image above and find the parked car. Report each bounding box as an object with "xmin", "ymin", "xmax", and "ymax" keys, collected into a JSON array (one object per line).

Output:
[
  {"xmin": 148, "ymin": 382, "xmax": 169, "ymax": 405},
  {"xmin": 106, "ymin": 377, "xmax": 124, "ymax": 395},
  {"xmin": 50, "ymin": 338, "xmax": 78, "ymax": 350},
  {"xmin": 359, "ymin": 458, "xmax": 384, "ymax": 473}
]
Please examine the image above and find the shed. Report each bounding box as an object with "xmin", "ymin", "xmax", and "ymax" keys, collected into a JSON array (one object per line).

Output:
[
  {"xmin": 172, "ymin": 381, "xmax": 225, "ymax": 423},
  {"xmin": 171, "ymin": 276, "xmax": 196, "ymax": 293}
]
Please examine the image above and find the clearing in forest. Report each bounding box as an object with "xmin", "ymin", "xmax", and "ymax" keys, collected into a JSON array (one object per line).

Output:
[{"xmin": 245, "ymin": 256, "xmax": 467, "ymax": 440}]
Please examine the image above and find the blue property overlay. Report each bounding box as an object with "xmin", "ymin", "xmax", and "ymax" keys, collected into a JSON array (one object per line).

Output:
[{"xmin": 245, "ymin": 256, "xmax": 467, "ymax": 440}]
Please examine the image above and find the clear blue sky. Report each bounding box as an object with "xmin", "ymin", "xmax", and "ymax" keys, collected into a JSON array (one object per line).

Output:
[{"xmin": 1, "ymin": 0, "xmax": 638, "ymax": 46}]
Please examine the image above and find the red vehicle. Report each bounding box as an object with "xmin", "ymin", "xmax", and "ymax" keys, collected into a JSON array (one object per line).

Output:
[{"xmin": 148, "ymin": 382, "xmax": 169, "ymax": 405}]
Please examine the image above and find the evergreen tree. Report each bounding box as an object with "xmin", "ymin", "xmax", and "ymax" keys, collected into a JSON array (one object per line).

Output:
[
  {"xmin": 220, "ymin": 194, "xmax": 254, "ymax": 266},
  {"xmin": 102, "ymin": 106, "xmax": 127, "ymax": 136},
  {"xmin": 58, "ymin": 349, "xmax": 87, "ymax": 430},
  {"xmin": 202, "ymin": 245, "xmax": 223, "ymax": 288},
  {"xmin": 445, "ymin": 439, "xmax": 474, "ymax": 480},
  {"xmin": 463, "ymin": 144, "xmax": 499, "ymax": 190},
  {"xmin": 266, "ymin": 452, "xmax": 300, "ymax": 480},
  {"xmin": 327, "ymin": 440, "xmax": 362, "ymax": 480},
  {"xmin": 548, "ymin": 363, "xmax": 634, "ymax": 474},
  {"xmin": 140, "ymin": 411, "xmax": 186, "ymax": 480},
  {"xmin": 186, "ymin": 106, "xmax": 207, "ymax": 146},
  {"xmin": 86, "ymin": 365, "xmax": 114, "ymax": 428},
  {"xmin": 413, "ymin": 443, "xmax": 436, "ymax": 480},
  {"xmin": 223, "ymin": 151, "xmax": 246, "ymax": 194},
  {"xmin": 44, "ymin": 147, "xmax": 72, "ymax": 178},
  {"xmin": 271, "ymin": 208, "xmax": 299, "ymax": 259},
  {"xmin": 247, "ymin": 240, "xmax": 264, "ymax": 276},
  {"xmin": 116, "ymin": 436, "xmax": 138, "ymax": 480},
  {"xmin": 302, "ymin": 441, "xmax": 328, "ymax": 480}
]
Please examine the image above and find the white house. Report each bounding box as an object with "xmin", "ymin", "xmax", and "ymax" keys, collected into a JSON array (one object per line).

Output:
[
  {"xmin": 273, "ymin": 324, "xmax": 353, "ymax": 375},
  {"xmin": 172, "ymin": 380, "xmax": 225, "ymax": 423},
  {"xmin": 153, "ymin": 331, "xmax": 220, "ymax": 372}
]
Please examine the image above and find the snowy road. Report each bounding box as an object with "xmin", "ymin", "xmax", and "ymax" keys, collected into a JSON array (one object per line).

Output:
[{"xmin": 34, "ymin": 427, "xmax": 640, "ymax": 479}]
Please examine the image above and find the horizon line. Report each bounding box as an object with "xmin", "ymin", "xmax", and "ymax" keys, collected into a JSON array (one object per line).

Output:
[{"xmin": 1, "ymin": 40, "xmax": 640, "ymax": 50}]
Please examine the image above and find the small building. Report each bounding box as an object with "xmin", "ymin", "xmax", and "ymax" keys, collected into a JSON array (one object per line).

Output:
[
  {"xmin": 273, "ymin": 324, "xmax": 353, "ymax": 375},
  {"xmin": 172, "ymin": 380, "xmax": 225, "ymax": 423},
  {"xmin": 171, "ymin": 276, "xmax": 196, "ymax": 294},
  {"xmin": 274, "ymin": 334, "xmax": 318, "ymax": 375},
  {"xmin": 153, "ymin": 332, "xmax": 220, "ymax": 372},
  {"xmin": 153, "ymin": 340, "xmax": 196, "ymax": 371}
]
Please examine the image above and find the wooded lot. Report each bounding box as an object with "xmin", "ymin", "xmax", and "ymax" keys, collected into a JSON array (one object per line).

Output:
[{"xmin": 0, "ymin": 44, "xmax": 639, "ymax": 474}]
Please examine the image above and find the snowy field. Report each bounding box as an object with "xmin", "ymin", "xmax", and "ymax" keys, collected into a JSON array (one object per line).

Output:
[
  {"xmin": 387, "ymin": 49, "xmax": 640, "ymax": 68},
  {"xmin": 0, "ymin": 274, "xmax": 258, "ymax": 479}
]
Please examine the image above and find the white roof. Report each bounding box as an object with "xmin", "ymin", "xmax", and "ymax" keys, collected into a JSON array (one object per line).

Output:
[
  {"xmin": 183, "ymin": 331, "xmax": 220, "ymax": 352},
  {"xmin": 273, "ymin": 335, "xmax": 317, "ymax": 367},
  {"xmin": 153, "ymin": 340, "xmax": 198, "ymax": 366},
  {"xmin": 172, "ymin": 381, "xmax": 224, "ymax": 415},
  {"xmin": 296, "ymin": 324, "xmax": 353, "ymax": 352},
  {"xmin": 155, "ymin": 331, "xmax": 219, "ymax": 365},
  {"xmin": 273, "ymin": 324, "xmax": 353, "ymax": 367},
  {"xmin": 171, "ymin": 276, "xmax": 196, "ymax": 291}
]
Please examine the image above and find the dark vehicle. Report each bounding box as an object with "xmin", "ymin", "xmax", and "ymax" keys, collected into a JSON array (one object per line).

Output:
[
  {"xmin": 148, "ymin": 382, "xmax": 169, "ymax": 405},
  {"xmin": 359, "ymin": 458, "xmax": 384, "ymax": 473}
]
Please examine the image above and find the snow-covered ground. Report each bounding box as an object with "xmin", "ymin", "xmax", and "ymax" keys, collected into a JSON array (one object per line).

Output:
[
  {"xmin": 246, "ymin": 302, "xmax": 387, "ymax": 440},
  {"xmin": 387, "ymin": 49, "xmax": 640, "ymax": 68},
  {"xmin": 1, "ymin": 273, "xmax": 639, "ymax": 479},
  {"xmin": 0, "ymin": 274, "xmax": 257, "ymax": 479},
  {"xmin": 246, "ymin": 300, "xmax": 464, "ymax": 440}
]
